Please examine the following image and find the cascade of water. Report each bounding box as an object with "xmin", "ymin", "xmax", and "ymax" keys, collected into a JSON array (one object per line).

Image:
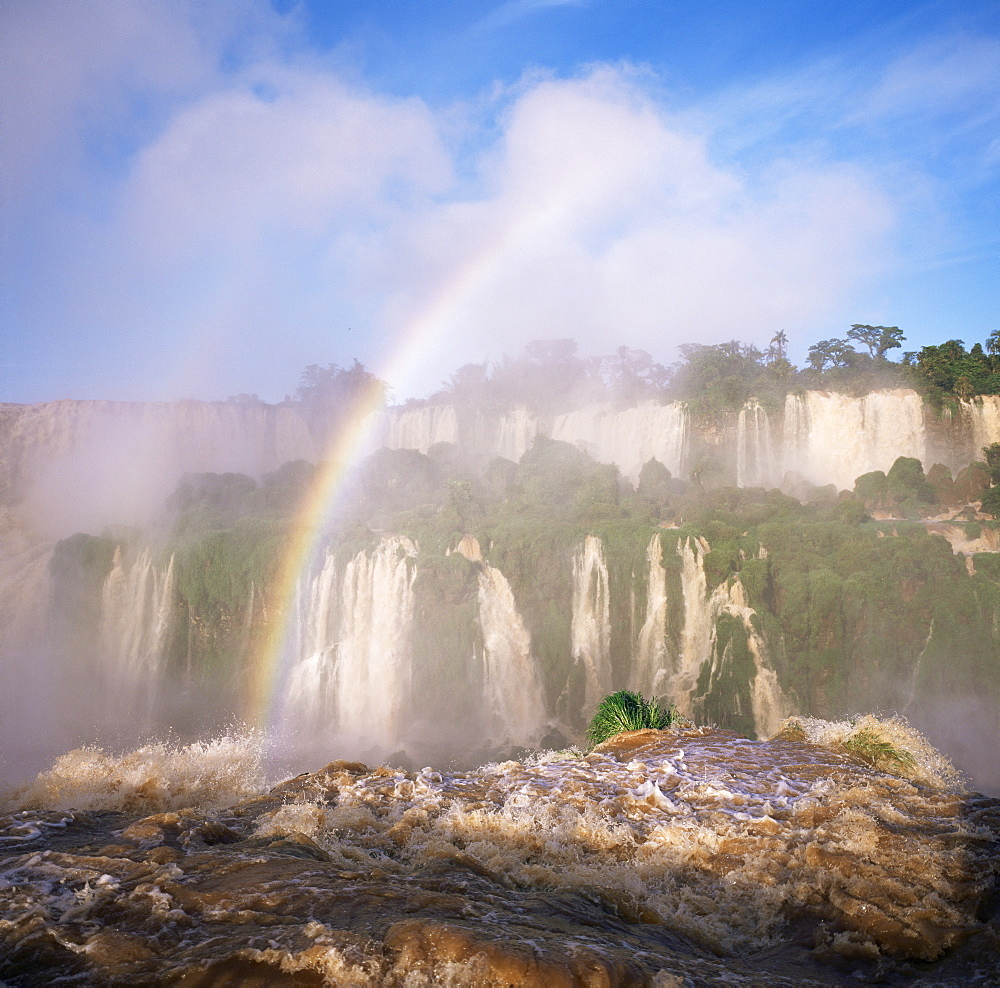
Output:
[
  {"xmin": 494, "ymin": 407, "xmax": 537, "ymax": 462},
  {"xmin": 99, "ymin": 546, "xmax": 175, "ymax": 689},
  {"xmin": 1, "ymin": 400, "xmax": 318, "ymax": 534},
  {"xmin": 571, "ymin": 536, "xmax": 612, "ymax": 710},
  {"xmin": 672, "ymin": 538, "xmax": 789, "ymax": 736},
  {"xmin": 781, "ymin": 393, "xmax": 808, "ymax": 481},
  {"xmin": 736, "ymin": 401, "xmax": 776, "ymax": 488},
  {"xmin": 336, "ymin": 537, "xmax": 417, "ymax": 742},
  {"xmin": 452, "ymin": 534, "xmax": 483, "ymax": 562},
  {"xmin": 632, "ymin": 533, "xmax": 669, "ymax": 696},
  {"xmin": 283, "ymin": 552, "xmax": 342, "ymax": 728},
  {"xmin": 674, "ymin": 538, "xmax": 713, "ymax": 714},
  {"xmin": 477, "ymin": 564, "xmax": 546, "ymax": 741},
  {"xmin": 904, "ymin": 618, "xmax": 935, "ymax": 714},
  {"xmin": 385, "ymin": 405, "xmax": 459, "ymax": 454},
  {"xmin": 962, "ymin": 396, "xmax": 1000, "ymax": 462},
  {"xmin": 284, "ymin": 537, "xmax": 417, "ymax": 748},
  {"xmin": 551, "ymin": 402, "xmax": 689, "ymax": 484},
  {"xmin": 782, "ymin": 390, "xmax": 926, "ymax": 491}
]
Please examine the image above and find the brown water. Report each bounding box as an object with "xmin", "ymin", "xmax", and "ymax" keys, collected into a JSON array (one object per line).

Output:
[{"xmin": 1, "ymin": 724, "xmax": 998, "ymax": 986}]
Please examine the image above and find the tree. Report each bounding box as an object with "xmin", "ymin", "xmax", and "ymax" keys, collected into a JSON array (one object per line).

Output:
[
  {"xmin": 807, "ymin": 338, "xmax": 857, "ymax": 371},
  {"xmin": 982, "ymin": 443, "xmax": 1000, "ymax": 486},
  {"xmin": 445, "ymin": 362, "xmax": 490, "ymax": 405},
  {"xmin": 603, "ymin": 346, "xmax": 669, "ymax": 402},
  {"xmin": 295, "ymin": 359, "xmax": 388, "ymax": 434},
  {"xmin": 766, "ymin": 330, "xmax": 788, "ymax": 364},
  {"xmin": 847, "ymin": 324, "xmax": 904, "ymax": 361},
  {"xmin": 913, "ymin": 340, "xmax": 969, "ymax": 393}
]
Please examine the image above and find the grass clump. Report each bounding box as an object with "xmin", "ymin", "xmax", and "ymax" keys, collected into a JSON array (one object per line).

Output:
[
  {"xmin": 586, "ymin": 691, "xmax": 681, "ymax": 748},
  {"xmin": 842, "ymin": 726, "xmax": 917, "ymax": 774}
]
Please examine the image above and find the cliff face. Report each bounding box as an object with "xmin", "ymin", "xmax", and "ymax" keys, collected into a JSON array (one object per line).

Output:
[
  {"xmin": 4, "ymin": 389, "xmax": 1000, "ymax": 791},
  {"xmin": 379, "ymin": 389, "xmax": 999, "ymax": 490},
  {"xmin": 3, "ymin": 390, "xmax": 995, "ymax": 530},
  {"xmin": 0, "ymin": 400, "xmax": 318, "ymax": 534}
]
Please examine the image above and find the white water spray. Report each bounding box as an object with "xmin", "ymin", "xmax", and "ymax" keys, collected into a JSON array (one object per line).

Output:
[
  {"xmin": 571, "ymin": 536, "xmax": 612, "ymax": 711},
  {"xmin": 736, "ymin": 401, "xmax": 776, "ymax": 488},
  {"xmin": 552, "ymin": 402, "xmax": 689, "ymax": 483},
  {"xmin": 284, "ymin": 537, "xmax": 417, "ymax": 749},
  {"xmin": 99, "ymin": 547, "xmax": 175, "ymax": 699},
  {"xmin": 632, "ymin": 534, "xmax": 669, "ymax": 696},
  {"xmin": 477, "ymin": 564, "xmax": 546, "ymax": 741},
  {"xmin": 782, "ymin": 390, "xmax": 926, "ymax": 491},
  {"xmin": 384, "ymin": 405, "xmax": 459, "ymax": 454},
  {"xmin": 672, "ymin": 538, "xmax": 789, "ymax": 736}
]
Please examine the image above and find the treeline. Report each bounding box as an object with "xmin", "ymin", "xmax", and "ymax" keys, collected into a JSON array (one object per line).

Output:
[
  {"xmin": 232, "ymin": 326, "xmax": 1000, "ymax": 422},
  {"xmin": 414, "ymin": 326, "xmax": 1000, "ymax": 415}
]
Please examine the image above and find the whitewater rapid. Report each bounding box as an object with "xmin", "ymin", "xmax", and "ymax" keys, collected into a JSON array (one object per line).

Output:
[{"xmin": 1, "ymin": 721, "xmax": 997, "ymax": 986}]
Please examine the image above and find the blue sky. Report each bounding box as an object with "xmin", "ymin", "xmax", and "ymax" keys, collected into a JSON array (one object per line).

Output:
[{"xmin": 2, "ymin": 0, "xmax": 998, "ymax": 403}]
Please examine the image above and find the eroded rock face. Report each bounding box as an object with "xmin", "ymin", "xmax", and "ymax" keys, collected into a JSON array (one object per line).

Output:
[{"xmin": 2, "ymin": 728, "xmax": 998, "ymax": 986}]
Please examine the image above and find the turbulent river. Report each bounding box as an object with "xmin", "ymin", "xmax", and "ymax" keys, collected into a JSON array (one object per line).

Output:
[{"xmin": 2, "ymin": 721, "xmax": 998, "ymax": 986}]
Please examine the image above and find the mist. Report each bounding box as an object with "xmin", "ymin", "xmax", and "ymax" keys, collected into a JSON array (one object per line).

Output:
[{"xmin": 2, "ymin": 346, "xmax": 1000, "ymax": 798}]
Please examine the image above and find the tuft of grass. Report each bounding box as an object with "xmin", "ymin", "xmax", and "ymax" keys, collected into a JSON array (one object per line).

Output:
[
  {"xmin": 585, "ymin": 691, "xmax": 681, "ymax": 748},
  {"xmin": 842, "ymin": 727, "xmax": 916, "ymax": 773},
  {"xmin": 771, "ymin": 718, "xmax": 807, "ymax": 742}
]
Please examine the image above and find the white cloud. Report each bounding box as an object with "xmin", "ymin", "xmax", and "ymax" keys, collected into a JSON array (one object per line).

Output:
[
  {"xmin": 3, "ymin": 7, "xmax": 901, "ymax": 401},
  {"xmin": 0, "ymin": 0, "xmax": 276, "ymax": 211},
  {"xmin": 122, "ymin": 70, "xmax": 451, "ymax": 261},
  {"xmin": 367, "ymin": 70, "xmax": 894, "ymax": 394}
]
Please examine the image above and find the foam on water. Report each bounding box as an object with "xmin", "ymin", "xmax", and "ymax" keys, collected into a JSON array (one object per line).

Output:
[
  {"xmin": 785, "ymin": 714, "xmax": 969, "ymax": 791},
  {"xmin": 1, "ymin": 719, "xmax": 997, "ymax": 985},
  {"xmin": 1, "ymin": 734, "xmax": 267, "ymax": 815}
]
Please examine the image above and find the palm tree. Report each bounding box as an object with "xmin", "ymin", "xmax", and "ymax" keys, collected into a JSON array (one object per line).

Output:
[{"xmin": 767, "ymin": 330, "xmax": 788, "ymax": 364}]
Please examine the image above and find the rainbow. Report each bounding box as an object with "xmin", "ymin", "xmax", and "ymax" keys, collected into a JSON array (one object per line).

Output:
[{"xmin": 246, "ymin": 199, "xmax": 565, "ymax": 731}]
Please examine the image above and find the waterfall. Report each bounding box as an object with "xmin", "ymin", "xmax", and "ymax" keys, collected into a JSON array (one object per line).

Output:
[
  {"xmin": 674, "ymin": 537, "xmax": 713, "ymax": 713},
  {"xmin": 904, "ymin": 618, "xmax": 935, "ymax": 714},
  {"xmin": 961, "ymin": 396, "xmax": 1000, "ymax": 461},
  {"xmin": 0, "ymin": 399, "xmax": 318, "ymax": 535},
  {"xmin": 736, "ymin": 401, "xmax": 776, "ymax": 488},
  {"xmin": 782, "ymin": 390, "xmax": 926, "ymax": 491},
  {"xmin": 571, "ymin": 536, "xmax": 612, "ymax": 710},
  {"xmin": 453, "ymin": 534, "xmax": 483, "ymax": 562},
  {"xmin": 284, "ymin": 536, "xmax": 417, "ymax": 749},
  {"xmin": 385, "ymin": 405, "xmax": 459, "ymax": 454},
  {"xmin": 632, "ymin": 533, "xmax": 669, "ymax": 697},
  {"xmin": 99, "ymin": 546, "xmax": 175, "ymax": 691},
  {"xmin": 673, "ymin": 538, "xmax": 789, "ymax": 736},
  {"xmin": 477, "ymin": 564, "xmax": 546, "ymax": 741},
  {"xmin": 494, "ymin": 406, "xmax": 537, "ymax": 462},
  {"xmin": 551, "ymin": 402, "xmax": 689, "ymax": 484}
]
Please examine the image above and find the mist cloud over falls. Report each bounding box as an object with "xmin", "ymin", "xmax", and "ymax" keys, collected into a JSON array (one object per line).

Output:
[{"xmin": 2, "ymin": 2, "xmax": 897, "ymax": 403}]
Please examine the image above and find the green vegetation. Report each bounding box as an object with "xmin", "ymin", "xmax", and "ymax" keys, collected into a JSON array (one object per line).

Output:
[
  {"xmin": 907, "ymin": 338, "xmax": 1000, "ymax": 405},
  {"xmin": 168, "ymin": 517, "xmax": 288, "ymax": 675},
  {"xmin": 853, "ymin": 456, "xmax": 934, "ymax": 517},
  {"xmin": 48, "ymin": 359, "xmax": 1000, "ymax": 758},
  {"xmin": 585, "ymin": 690, "xmax": 681, "ymax": 747},
  {"xmin": 979, "ymin": 443, "xmax": 1000, "ymax": 519},
  {"xmin": 48, "ymin": 532, "xmax": 119, "ymax": 658},
  {"xmin": 387, "ymin": 325, "xmax": 1000, "ymax": 419},
  {"xmin": 293, "ymin": 359, "xmax": 387, "ymax": 440},
  {"xmin": 841, "ymin": 726, "xmax": 916, "ymax": 774}
]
